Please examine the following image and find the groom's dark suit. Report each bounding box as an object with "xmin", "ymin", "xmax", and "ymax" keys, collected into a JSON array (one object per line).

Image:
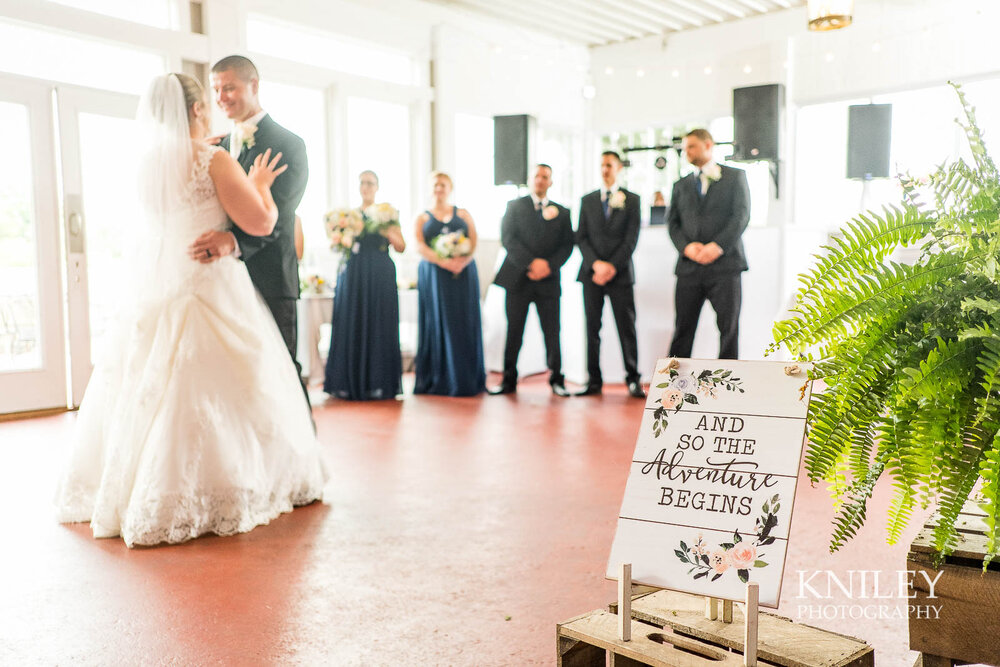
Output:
[
  {"xmin": 493, "ymin": 195, "xmax": 574, "ymax": 386},
  {"xmin": 576, "ymin": 187, "xmax": 641, "ymax": 387},
  {"xmin": 219, "ymin": 114, "xmax": 309, "ymax": 397},
  {"xmin": 667, "ymin": 164, "xmax": 750, "ymax": 359}
]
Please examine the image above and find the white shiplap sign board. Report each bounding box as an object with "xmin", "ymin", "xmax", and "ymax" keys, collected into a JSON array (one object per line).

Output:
[{"xmin": 606, "ymin": 358, "xmax": 812, "ymax": 608}]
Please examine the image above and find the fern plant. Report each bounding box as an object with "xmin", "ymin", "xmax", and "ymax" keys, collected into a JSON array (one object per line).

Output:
[{"xmin": 769, "ymin": 83, "xmax": 1000, "ymax": 567}]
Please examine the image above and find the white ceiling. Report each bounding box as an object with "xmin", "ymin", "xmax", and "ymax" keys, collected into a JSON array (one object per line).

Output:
[{"xmin": 425, "ymin": 0, "xmax": 808, "ymax": 46}]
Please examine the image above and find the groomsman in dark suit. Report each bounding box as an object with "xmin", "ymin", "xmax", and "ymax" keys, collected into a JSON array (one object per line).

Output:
[
  {"xmin": 576, "ymin": 151, "xmax": 644, "ymax": 399},
  {"xmin": 667, "ymin": 128, "xmax": 751, "ymax": 359},
  {"xmin": 188, "ymin": 55, "xmax": 311, "ymax": 406},
  {"xmin": 489, "ymin": 164, "xmax": 574, "ymax": 396}
]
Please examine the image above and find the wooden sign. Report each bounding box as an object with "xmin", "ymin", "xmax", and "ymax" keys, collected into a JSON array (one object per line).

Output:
[{"xmin": 607, "ymin": 358, "xmax": 812, "ymax": 608}]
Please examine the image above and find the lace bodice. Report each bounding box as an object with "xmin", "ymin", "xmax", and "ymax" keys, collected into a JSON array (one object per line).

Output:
[{"xmin": 188, "ymin": 144, "xmax": 224, "ymax": 206}]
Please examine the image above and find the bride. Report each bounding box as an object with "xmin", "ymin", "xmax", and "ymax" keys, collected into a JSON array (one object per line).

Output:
[{"xmin": 54, "ymin": 73, "xmax": 328, "ymax": 547}]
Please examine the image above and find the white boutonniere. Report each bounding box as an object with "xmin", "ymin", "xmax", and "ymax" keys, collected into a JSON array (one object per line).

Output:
[
  {"xmin": 542, "ymin": 205, "xmax": 560, "ymax": 220},
  {"xmin": 609, "ymin": 190, "xmax": 627, "ymax": 209},
  {"xmin": 703, "ymin": 163, "xmax": 722, "ymax": 183},
  {"xmin": 233, "ymin": 121, "xmax": 258, "ymax": 152}
]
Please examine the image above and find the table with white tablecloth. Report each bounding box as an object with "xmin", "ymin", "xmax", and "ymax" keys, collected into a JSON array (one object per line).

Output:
[{"xmin": 296, "ymin": 288, "xmax": 419, "ymax": 386}]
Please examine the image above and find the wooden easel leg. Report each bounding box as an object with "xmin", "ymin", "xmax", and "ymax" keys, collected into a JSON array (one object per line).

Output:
[
  {"xmin": 744, "ymin": 583, "xmax": 759, "ymax": 667},
  {"xmin": 722, "ymin": 599, "xmax": 734, "ymax": 624},
  {"xmin": 704, "ymin": 596, "xmax": 718, "ymax": 620},
  {"xmin": 618, "ymin": 563, "xmax": 632, "ymax": 642}
]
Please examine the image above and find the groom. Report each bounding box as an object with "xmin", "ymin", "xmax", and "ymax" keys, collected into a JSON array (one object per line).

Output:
[{"xmin": 189, "ymin": 55, "xmax": 311, "ymax": 406}]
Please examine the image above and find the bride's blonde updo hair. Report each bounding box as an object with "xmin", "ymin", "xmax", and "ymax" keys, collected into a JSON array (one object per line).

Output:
[{"xmin": 173, "ymin": 73, "xmax": 205, "ymax": 120}]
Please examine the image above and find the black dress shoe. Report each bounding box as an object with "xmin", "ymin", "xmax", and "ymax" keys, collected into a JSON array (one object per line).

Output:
[
  {"xmin": 487, "ymin": 383, "xmax": 516, "ymax": 395},
  {"xmin": 575, "ymin": 384, "xmax": 602, "ymax": 396},
  {"xmin": 627, "ymin": 381, "xmax": 647, "ymax": 399},
  {"xmin": 551, "ymin": 383, "xmax": 570, "ymax": 397}
]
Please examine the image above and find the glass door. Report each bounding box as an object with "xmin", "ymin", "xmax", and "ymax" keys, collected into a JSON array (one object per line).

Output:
[
  {"xmin": 56, "ymin": 85, "xmax": 139, "ymax": 407},
  {"xmin": 0, "ymin": 75, "xmax": 66, "ymax": 414}
]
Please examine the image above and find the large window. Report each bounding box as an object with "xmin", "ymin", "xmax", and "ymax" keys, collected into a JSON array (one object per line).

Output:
[
  {"xmin": 347, "ymin": 96, "xmax": 412, "ymax": 230},
  {"xmin": 247, "ymin": 15, "xmax": 419, "ymax": 86},
  {"xmin": 0, "ymin": 102, "xmax": 39, "ymax": 371},
  {"xmin": 537, "ymin": 126, "xmax": 581, "ymax": 210},
  {"xmin": 260, "ymin": 81, "xmax": 328, "ymax": 251},
  {"xmin": 453, "ymin": 113, "xmax": 517, "ymax": 240},
  {"xmin": 792, "ymin": 80, "xmax": 1000, "ymax": 230},
  {"xmin": 0, "ymin": 21, "xmax": 165, "ymax": 95}
]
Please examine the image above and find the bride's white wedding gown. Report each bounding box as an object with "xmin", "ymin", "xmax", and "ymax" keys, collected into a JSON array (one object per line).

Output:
[{"xmin": 55, "ymin": 144, "xmax": 328, "ymax": 547}]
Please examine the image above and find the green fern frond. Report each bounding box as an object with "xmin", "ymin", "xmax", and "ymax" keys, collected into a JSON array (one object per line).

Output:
[
  {"xmin": 775, "ymin": 86, "xmax": 1000, "ymax": 565},
  {"xmin": 775, "ymin": 252, "xmax": 974, "ymax": 354},
  {"xmin": 952, "ymin": 81, "xmax": 998, "ymax": 179},
  {"xmin": 828, "ymin": 453, "xmax": 886, "ymax": 552},
  {"xmin": 978, "ymin": 437, "xmax": 1000, "ymax": 566}
]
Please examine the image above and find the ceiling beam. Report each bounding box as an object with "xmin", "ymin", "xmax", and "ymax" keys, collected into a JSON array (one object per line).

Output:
[
  {"xmin": 480, "ymin": 0, "xmax": 644, "ymax": 43},
  {"xmin": 455, "ymin": 0, "xmax": 626, "ymax": 44},
  {"xmin": 597, "ymin": 0, "xmax": 691, "ymax": 31},
  {"xmin": 592, "ymin": 0, "xmax": 686, "ymax": 31},
  {"xmin": 551, "ymin": 0, "xmax": 670, "ymax": 38},
  {"xmin": 732, "ymin": 0, "xmax": 771, "ymax": 13},
  {"xmin": 628, "ymin": 0, "xmax": 705, "ymax": 28},
  {"xmin": 661, "ymin": 0, "xmax": 726, "ymax": 23},
  {"xmin": 697, "ymin": 0, "xmax": 748, "ymax": 19}
]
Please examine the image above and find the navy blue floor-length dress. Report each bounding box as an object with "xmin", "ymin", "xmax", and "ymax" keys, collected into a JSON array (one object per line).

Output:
[
  {"xmin": 324, "ymin": 227, "xmax": 402, "ymax": 400},
  {"xmin": 413, "ymin": 207, "xmax": 486, "ymax": 396}
]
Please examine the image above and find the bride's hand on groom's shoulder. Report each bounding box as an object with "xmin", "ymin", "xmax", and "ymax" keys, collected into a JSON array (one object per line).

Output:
[
  {"xmin": 248, "ymin": 148, "xmax": 288, "ymax": 189},
  {"xmin": 206, "ymin": 133, "xmax": 227, "ymax": 146}
]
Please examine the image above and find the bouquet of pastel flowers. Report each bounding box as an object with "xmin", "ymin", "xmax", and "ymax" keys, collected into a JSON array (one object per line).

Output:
[
  {"xmin": 432, "ymin": 231, "xmax": 472, "ymax": 259},
  {"xmin": 324, "ymin": 208, "xmax": 365, "ymax": 257},
  {"xmin": 362, "ymin": 202, "xmax": 400, "ymax": 234}
]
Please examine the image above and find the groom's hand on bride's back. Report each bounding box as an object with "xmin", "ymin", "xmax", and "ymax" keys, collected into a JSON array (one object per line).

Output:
[{"xmin": 188, "ymin": 230, "xmax": 237, "ymax": 264}]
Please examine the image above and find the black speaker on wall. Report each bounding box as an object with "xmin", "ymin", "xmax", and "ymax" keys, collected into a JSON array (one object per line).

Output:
[
  {"xmin": 732, "ymin": 84, "xmax": 784, "ymax": 161},
  {"xmin": 494, "ymin": 114, "xmax": 534, "ymax": 186},
  {"xmin": 847, "ymin": 104, "xmax": 892, "ymax": 179}
]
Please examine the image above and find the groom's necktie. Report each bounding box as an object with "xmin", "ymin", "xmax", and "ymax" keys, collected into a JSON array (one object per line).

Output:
[
  {"xmin": 603, "ymin": 190, "xmax": 612, "ymax": 219},
  {"xmin": 695, "ymin": 170, "xmax": 705, "ymax": 198}
]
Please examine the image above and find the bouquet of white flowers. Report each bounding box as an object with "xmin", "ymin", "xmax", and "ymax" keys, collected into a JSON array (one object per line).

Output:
[
  {"xmin": 432, "ymin": 231, "xmax": 472, "ymax": 259},
  {"xmin": 324, "ymin": 208, "xmax": 365, "ymax": 257}
]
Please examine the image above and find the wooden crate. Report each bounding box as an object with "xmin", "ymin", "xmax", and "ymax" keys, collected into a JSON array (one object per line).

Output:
[
  {"xmin": 558, "ymin": 589, "xmax": 874, "ymax": 667},
  {"xmin": 908, "ymin": 493, "xmax": 1000, "ymax": 667}
]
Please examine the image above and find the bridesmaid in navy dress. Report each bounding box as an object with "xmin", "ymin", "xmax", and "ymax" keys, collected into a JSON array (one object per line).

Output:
[
  {"xmin": 413, "ymin": 172, "xmax": 486, "ymax": 396},
  {"xmin": 324, "ymin": 170, "xmax": 406, "ymax": 400}
]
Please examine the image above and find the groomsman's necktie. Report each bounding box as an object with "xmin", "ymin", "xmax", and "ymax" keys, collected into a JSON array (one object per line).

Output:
[
  {"xmin": 695, "ymin": 170, "xmax": 705, "ymax": 198},
  {"xmin": 603, "ymin": 190, "xmax": 612, "ymax": 218}
]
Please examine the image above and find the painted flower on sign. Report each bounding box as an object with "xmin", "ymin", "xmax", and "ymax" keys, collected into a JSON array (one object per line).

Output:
[
  {"xmin": 709, "ymin": 551, "xmax": 729, "ymax": 575},
  {"xmin": 728, "ymin": 543, "xmax": 757, "ymax": 569},
  {"xmin": 651, "ymin": 367, "xmax": 744, "ymax": 438},
  {"xmin": 661, "ymin": 388, "xmax": 683, "ymax": 410},
  {"xmin": 673, "ymin": 495, "xmax": 779, "ymax": 584}
]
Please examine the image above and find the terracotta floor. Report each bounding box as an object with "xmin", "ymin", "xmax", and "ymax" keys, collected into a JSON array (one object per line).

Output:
[{"xmin": 0, "ymin": 374, "xmax": 936, "ymax": 666}]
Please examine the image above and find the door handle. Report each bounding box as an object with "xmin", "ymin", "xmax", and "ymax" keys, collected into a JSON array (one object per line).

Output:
[{"xmin": 65, "ymin": 194, "xmax": 85, "ymax": 253}]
